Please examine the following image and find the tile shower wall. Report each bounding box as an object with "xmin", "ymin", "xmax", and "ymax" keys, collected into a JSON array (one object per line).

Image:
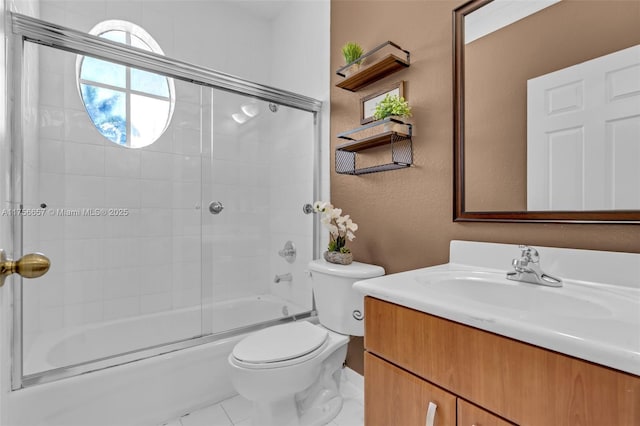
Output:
[
  {"xmin": 15, "ymin": 0, "xmax": 329, "ymax": 352},
  {"xmin": 267, "ymin": 106, "xmax": 314, "ymax": 311},
  {"xmin": 208, "ymin": 92, "xmax": 273, "ymax": 304},
  {"xmin": 22, "ymin": 44, "xmax": 208, "ymax": 358},
  {"xmin": 18, "ymin": 0, "xmax": 273, "ymax": 350}
]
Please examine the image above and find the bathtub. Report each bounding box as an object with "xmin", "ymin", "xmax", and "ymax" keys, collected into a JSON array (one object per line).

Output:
[{"xmin": 8, "ymin": 295, "xmax": 310, "ymax": 426}]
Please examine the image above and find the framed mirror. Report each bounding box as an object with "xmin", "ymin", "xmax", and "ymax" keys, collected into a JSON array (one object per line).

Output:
[{"xmin": 454, "ymin": 0, "xmax": 640, "ymax": 223}]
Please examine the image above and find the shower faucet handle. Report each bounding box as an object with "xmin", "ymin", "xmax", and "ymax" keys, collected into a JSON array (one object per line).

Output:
[{"xmin": 278, "ymin": 241, "xmax": 296, "ymax": 263}]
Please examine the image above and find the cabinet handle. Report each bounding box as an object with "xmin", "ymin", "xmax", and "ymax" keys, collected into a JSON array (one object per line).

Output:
[{"xmin": 425, "ymin": 401, "xmax": 437, "ymax": 426}]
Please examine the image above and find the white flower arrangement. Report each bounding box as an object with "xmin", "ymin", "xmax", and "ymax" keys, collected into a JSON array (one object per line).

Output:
[{"xmin": 313, "ymin": 201, "xmax": 358, "ymax": 253}]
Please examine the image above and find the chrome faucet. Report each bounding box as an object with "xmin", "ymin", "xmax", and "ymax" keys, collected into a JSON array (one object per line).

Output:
[
  {"xmin": 506, "ymin": 245, "xmax": 562, "ymax": 287},
  {"xmin": 274, "ymin": 273, "xmax": 292, "ymax": 283}
]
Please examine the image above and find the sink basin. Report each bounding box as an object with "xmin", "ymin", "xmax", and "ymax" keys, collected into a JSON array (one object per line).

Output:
[{"xmin": 415, "ymin": 270, "xmax": 614, "ymax": 318}]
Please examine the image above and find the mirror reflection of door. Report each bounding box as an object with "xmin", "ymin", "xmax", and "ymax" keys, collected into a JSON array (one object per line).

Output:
[{"xmin": 527, "ymin": 45, "xmax": 640, "ymax": 211}]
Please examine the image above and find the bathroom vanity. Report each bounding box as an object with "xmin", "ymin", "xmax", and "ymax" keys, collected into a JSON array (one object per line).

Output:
[
  {"xmin": 354, "ymin": 241, "xmax": 640, "ymax": 426},
  {"xmin": 364, "ymin": 297, "xmax": 639, "ymax": 425}
]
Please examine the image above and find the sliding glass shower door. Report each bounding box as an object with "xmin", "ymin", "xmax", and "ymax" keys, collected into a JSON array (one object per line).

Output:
[
  {"xmin": 16, "ymin": 41, "xmax": 213, "ymax": 382},
  {"xmin": 10, "ymin": 13, "xmax": 321, "ymax": 389},
  {"xmin": 206, "ymin": 90, "xmax": 316, "ymax": 334}
]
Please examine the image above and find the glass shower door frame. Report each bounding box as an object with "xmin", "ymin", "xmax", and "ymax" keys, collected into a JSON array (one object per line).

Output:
[{"xmin": 8, "ymin": 12, "xmax": 322, "ymax": 390}]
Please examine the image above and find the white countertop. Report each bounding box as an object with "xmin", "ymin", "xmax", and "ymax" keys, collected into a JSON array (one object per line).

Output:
[{"xmin": 354, "ymin": 241, "xmax": 640, "ymax": 376}]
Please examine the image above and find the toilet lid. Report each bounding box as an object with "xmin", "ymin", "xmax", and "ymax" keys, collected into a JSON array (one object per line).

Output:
[{"xmin": 232, "ymin": 322, "xmax": 328, "ymax": 364}]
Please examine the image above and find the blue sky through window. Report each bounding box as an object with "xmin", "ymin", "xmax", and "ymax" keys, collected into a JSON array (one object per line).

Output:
[{"xmin": 78, "ymin": 24, "xmax": 173, "ymax": 148}]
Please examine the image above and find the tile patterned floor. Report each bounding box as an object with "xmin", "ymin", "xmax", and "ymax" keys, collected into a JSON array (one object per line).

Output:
[{"xmin": 159, "ymin": 368, "xmax": 364, "ymax": 426}]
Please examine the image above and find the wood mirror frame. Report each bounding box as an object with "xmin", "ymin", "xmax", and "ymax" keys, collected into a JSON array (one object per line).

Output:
[{"xmin": 453, "ymin": 0, "xmax": 640, "ymax": 224}]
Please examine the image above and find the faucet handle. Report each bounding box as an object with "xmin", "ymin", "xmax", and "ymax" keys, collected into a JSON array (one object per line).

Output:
[{"xmin": 518, "ymin": 245, "xmax": 539, "ymax": 262}]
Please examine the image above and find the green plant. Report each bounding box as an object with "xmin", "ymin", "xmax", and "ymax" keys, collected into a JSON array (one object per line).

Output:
[
  {"xmin": 341, "ymin": 42, "xmax": 364, "ymax": 65},
  {"xmin": 373, "ymin": 94, "xmax": 412, "ymax": 120}
]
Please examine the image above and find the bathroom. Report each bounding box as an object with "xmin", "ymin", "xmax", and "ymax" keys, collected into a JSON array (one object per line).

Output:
[{"xmin": 0, "ymin": 0, "xmax": 638, "ymax": 425}]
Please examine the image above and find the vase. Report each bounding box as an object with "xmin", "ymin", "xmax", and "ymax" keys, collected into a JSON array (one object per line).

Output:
[
  {"xmin": 324, "ymin": 250, "xmax": 353, "ymax": 265},
  {"xmin": 343, "ymin": 63, "xmax": 361, "ymax": 78}
]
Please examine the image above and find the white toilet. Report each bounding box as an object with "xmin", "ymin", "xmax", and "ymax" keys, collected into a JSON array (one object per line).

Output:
[{"xmin": 228, "ymin": 259, "xmax": 384, "ymax": 426}]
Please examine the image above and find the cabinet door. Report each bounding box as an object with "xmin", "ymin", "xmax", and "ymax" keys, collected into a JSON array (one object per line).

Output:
[
  {"xmin": 365, "ymin": 352, "xmax": 456, "ymax": 426},
  {"xmin": 457, "ymin": 399, "xmax": 516, "ymax": 426}
]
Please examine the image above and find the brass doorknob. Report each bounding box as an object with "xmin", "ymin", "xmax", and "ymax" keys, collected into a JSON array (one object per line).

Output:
[{"xmin": 0, "ymin": 250, "xmax": 50, "ymax": 287}]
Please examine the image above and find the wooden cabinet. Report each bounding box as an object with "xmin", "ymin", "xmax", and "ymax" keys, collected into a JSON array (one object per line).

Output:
[
  {"xmin": 365, "ymin": 352, "xmax": 456, "ymax": 426},
  {"xmin": 457, "ymin": 400, "xmax": 514, "ymax": 426},
  {"xmin": 364, "ymin": 297, "xmax": 640, "ymax": 426}
]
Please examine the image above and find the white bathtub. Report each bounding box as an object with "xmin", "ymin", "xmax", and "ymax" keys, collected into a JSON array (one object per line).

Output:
[{"xmin": 9, "ymin": 295, "xmax": 309, "ymax": 426}]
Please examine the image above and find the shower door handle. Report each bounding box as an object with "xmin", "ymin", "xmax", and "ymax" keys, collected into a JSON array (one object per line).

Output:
[
  {"xmin": 209, "ymin": 201, "xmax": 224, "ymax": 215},
  {"xmin": 0, "ymin": 249, "xmax": 50, "ymax": 287}
]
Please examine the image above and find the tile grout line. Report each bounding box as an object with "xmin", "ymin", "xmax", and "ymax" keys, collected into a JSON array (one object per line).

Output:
[{"xmin": 219, "ymin": 403, "xmax": 235, "ymax": 426}]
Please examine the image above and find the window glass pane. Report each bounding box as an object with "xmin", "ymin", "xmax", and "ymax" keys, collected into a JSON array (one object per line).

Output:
[
  {"xmin": 101, "ymin": 30, "xmax": 127, "ymax": 44},
  {"xmin": 80, "ymin": 84, "xmax": 127, "ymax": 145},
  {"xmin": 131, "ymin": 67, "xmax": 170, "ymax": 97},
  {"xmin": 130, "ymin": 94, "xmax": 171, "ymax": 148},
  {"xmin": 80, "ymin": 56, "xmax": 126, "ymax": 88}
]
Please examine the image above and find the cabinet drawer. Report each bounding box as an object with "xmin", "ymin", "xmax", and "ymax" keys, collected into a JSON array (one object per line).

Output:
[
  {"xmin": 457, "ymin": 399, "xmax": 515, "ymax": 426},
  {"xmin": 365, "ymin": 352, "xmax": 456, "ymax": 426},
  {"xmin": 364, "ymin": 297, "xmax": 640, "ymax": 425}
]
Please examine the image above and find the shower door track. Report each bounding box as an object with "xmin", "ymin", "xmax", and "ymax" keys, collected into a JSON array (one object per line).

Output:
[
  {"xmin": 8, "ymin": 12, "xmax": 323, "ymax": 389},
  {"xmin": 11, "ymin": 13, "xmax": 322, "ymax": 113}
]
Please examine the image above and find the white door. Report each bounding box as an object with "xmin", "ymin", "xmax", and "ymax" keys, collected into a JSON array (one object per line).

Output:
[{"xmin": 527, "ymin": 44, "xmax": 640, "ymax": 211}]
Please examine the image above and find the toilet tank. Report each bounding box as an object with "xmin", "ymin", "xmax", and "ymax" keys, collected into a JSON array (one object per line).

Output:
[{"xmin": 308, "ymin": 259, "xmax": 385, "ymax": 336}]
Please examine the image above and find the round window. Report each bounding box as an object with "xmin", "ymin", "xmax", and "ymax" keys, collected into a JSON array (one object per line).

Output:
[{"xmin": 77, "ymin": 21, "xmax": 175, "ymax": 148}]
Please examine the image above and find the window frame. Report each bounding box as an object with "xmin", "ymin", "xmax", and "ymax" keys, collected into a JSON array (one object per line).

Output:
[{"xmin": 76, "ymin": 20, "xmax": 175, "ymax": 148}]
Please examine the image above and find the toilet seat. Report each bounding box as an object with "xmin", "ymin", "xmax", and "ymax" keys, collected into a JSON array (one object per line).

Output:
[{"xmin": 231, "ymin": 322, "xmax": 329, "ymax": 369}]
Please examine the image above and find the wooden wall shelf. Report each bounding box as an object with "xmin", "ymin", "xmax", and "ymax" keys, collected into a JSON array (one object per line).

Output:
[
  {"xmin": 336, "ymin": 118, "xmax": 413, "ymax": 175},
  {"xmin": 336, "ymin": 41, "xmax": 410, "ymax": 92}
]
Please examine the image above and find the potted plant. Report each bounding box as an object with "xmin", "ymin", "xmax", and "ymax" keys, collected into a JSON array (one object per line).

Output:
[
  {"xmin": 341, "ymin": 42, "xmax": 364, "ymax": 77},
  {"xmin": 313, "ymin": 201, "xmax": 358, "ymax": 265},
  {"xmin": 373, "ymin": 94, "xmax": 412, "ymax": 132}
]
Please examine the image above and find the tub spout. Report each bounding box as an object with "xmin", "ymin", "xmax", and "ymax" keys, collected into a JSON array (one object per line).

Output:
[{"xmin": 274, "ymin": 273, "xmax": 292, "ymax": 283}]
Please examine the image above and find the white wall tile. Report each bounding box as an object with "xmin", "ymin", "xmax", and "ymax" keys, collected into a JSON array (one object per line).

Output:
[
  {"xmin": 138, "ymin": 208, "xmax": 173, "ymax": 237},
  {"xmin": 141, "ymin": 151, "xmax": 174, "ymax": 180},
  {"xmin": 140, "ymin": 179, "xmax": 171, "ymax": 208},
  {"xmin": 105, "ymin": 177, "xmax": 141, "ymax": 208},
  {"xmin": 172, "ymin": 181, "xmax": 200, "ymax": 209},
  {"xmin": 39, "ymin": 172, "xmax": 65, "ymax": 208},
  {"xmin": 103, "ymin": 296, "xmax": 140, "ymax": 321},
  {"xmin": 139, "ymin": 264, "xmax": 172, "ymax": 295},
  {"xmin": 140, "ymin": 292, "xmax": 172, "ymax": 315},
  {"xmin": 39, "ymin": 71, "xmax": 64, "ymax": 107},
  {"xmin": 64, "ymin": 214, "xmax": 105, "ymax": 240},
  {"xmin": 104, "ymin": 209, "xmax": 140, "ymax": 238},
  {"xmin": 65, "ymin": 142, "xmax": 105, "ymax": 176},
  {"xmin": 105, "ymin": 146, "xmax": 141, "ymax": 178},
  {"xmin": 64, "ymin": 109, "xmax": 103, "ymax": 145},
  {"xmin": 64, "ymin": 270, "xmax": 104, "ymax": 305},
  {"xmin": 172, "ymin": 126, "xmax": 201, "ymax": 156},
  {"xmin": 103, "ymin": 237, "xmax": 141, "ymax": 269},
  {"xmin": 39, "ymin": 106, "xmax": 66, "ymax": 140},
  {"xmin": 39, "ymin": 138, "xmax": 65, "ymax": 174},
  {"xmin": 64, "ymin": 238, "xmax": 104, "ymax": 272},
  {"xmin": 65, "ymin": 175, "xmax": 105, "ymax": 208}
]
